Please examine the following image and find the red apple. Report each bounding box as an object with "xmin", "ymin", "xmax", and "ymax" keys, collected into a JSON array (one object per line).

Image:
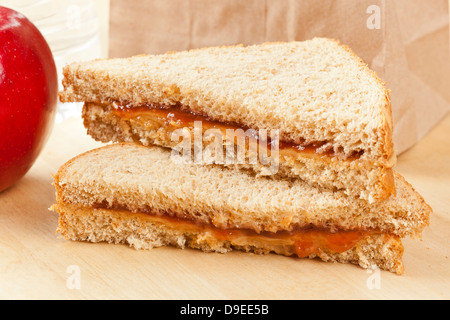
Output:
[{"xmin": 0, "ymin": 6, "xmax": 58, "ymax": 192}]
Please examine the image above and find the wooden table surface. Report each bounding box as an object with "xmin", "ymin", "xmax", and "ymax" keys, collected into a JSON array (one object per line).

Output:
[{"xmin": 1, "ymin": 112, "xmax": 449, "ymax": 300}]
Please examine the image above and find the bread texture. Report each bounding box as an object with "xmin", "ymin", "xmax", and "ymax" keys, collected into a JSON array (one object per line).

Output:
[
  {"xmin": 53, "ymin": 143, "xmax": 430, "ymax": 238},
  {"xmin": 82, "ymin": 102, "xmax": 395, "ymax": 203},
  {"xmin": 52, "ymin": 202, "xmax": 405, "ymax": 275},
  {"xmin": 59, "ymin": 38, "xmax": 394, "ymax": 165}
]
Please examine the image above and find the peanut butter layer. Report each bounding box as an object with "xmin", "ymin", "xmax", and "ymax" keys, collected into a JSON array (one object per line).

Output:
[
  {"xmin": 111, "ymin": 102, "xmax": 364, "ymax": 160},
  {"xmin": 143, "ymin": 213, "xmax": 373, "ymax": 258},
  {"xmin": 75, "ymin": 202, "xmax": 378, "ymax": 258}
]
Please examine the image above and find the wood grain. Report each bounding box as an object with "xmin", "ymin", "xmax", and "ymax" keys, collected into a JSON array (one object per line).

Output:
[{"xmin": 0, "ymin": 113, "xmax": 449, "ymax": 300}]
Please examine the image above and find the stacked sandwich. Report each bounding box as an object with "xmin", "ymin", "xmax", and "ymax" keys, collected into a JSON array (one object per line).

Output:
[{"xmin": 52, "ymin": 38, "xmax": 431, "ymax": 274}]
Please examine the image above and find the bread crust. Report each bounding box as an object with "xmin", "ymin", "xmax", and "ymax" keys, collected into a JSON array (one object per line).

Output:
[{"xmin": 332, "ymin": 39, "xmax": 395, "ymax": 160}]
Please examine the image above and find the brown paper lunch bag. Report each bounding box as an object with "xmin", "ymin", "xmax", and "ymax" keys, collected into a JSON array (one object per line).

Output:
[{"xmin": 108, "ymin": 0, "xmax": 450, "ymax": 154}]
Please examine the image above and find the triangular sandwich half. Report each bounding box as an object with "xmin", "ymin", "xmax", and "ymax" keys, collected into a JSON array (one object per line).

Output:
[
  {"xmin": 50, "ymin": 143, "xmax": 431, "ymax": 275},
  {"xmin": 59, "ymin": 38, "xmax": 396, "ymax": 203}
]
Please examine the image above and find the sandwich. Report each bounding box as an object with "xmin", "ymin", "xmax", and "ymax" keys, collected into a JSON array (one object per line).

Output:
[
  {"xmin": 52, "ymin": 38, "xmax": 432, "ymax": 274},
  {"xmin": 50, "ymin": 143, "xmax": 430, "ymax": 275},
  {"xmin": 59, "ymin": 38, "xmax": 396, "ymax": 203}
]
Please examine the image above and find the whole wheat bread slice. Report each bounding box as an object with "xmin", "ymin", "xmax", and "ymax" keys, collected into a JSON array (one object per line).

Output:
[
  {"xmin": 52, "ymin": 143, "xmax": 430, "ymax": 239},
  {"xmin": 59, "ymin": 38, "xmax": 396, "ymax": 201}
]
